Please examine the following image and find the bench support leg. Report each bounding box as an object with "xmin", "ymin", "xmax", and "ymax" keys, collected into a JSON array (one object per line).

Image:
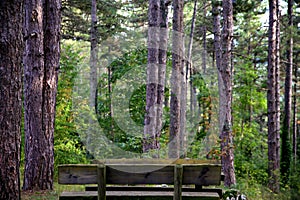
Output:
[
  {"xmin": 97, "ymin": 165, "xmax": 106, "ymax": 200},
  {"xmin": 174, "ymin": 164, "xmax": 183, "ymax": 200}
]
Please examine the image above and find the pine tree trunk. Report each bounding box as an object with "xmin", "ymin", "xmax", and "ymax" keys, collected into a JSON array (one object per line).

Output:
[
  {"xmin": 23, "ymin": 0, "xmax": 61, "ymax": 190},
  {"xmin": 42, "ymin": 0, "xmax": 61, "ymax": 188},
  {"xmin": 267, "ymin": 0, "xmax": 280, "ymax": 193},
  {"xmin": 212, "ymin": 0, "xmax": 224, "ymax": 134},
  {"xmin": 143, "ymin": 0, "xmax": 160, "ymax": 154},
  {"xmin": 87, "ymin": 0, "xmax": 98, "ymax": 153},
  {"xmin": 0, "ymin": 1, "xmax": 23, "ymax": 199},
  {"xmin": 169, "ymin": 0, "xmax": 184, "ymax": 159},
  {"xmin": 90, "ymin": 0, "xmax": 98, "ymax": 110},
  {"xmin": 219, "ymin": 0, "xmax": 236, "ymax": 187},
  {"xmin": 292, "ymin": 62, "xmax": 297, "ymax": 165},
  {"xmin": 187, "ymin": 0, "xmax": 197, "ymax": 140},
  {"xmin": 281, "ymin": 0, "xmax": 293, "ymax": 185},
  {"xmin": 202, "ymin": 0, "xmax": 207, "ymax": 74},
  {"xmin": 156, "ymin": 0, "xmax": 169, "ymax": 153}
]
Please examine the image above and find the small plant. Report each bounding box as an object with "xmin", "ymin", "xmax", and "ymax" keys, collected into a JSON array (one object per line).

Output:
[{"xmin": 223, "ymin": 189, "xmax": 247, "ymax": 200}]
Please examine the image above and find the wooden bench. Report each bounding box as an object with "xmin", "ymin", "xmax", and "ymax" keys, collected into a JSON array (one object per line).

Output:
[{"xmin": 58, "ymin": 159, "xmax": 223, "ymax": 200}]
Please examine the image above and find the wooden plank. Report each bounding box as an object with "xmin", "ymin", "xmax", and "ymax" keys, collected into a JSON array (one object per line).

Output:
[
  {"xmin": 60, "ymin": 191, "xmax": 220, "ymax": 200},
  {"xmin": 58, "ymin": 163, "xmax": 222, "ymax": 186},
  {"xmin": 174, "ymin": 164, "xmax": 183, "ymax": 200},
  {"xmin": 106, "ymin": 164, "xmax": 175, "ymax": 185},
  {"xmin": 182, "ymin": 164, "xmax": 221, "ymax": 186},
  {"xmin": 58, "ymin": 164, "xmax": 98, "ymax": 184},
  {"xmin": 85, "ymin": 186, "xmax": 221, "ymax": 194},
  {"xmin": 93, "ymin": 159, "xmax": 221, "ymax": 165},
  {"xmin": 97, "ymin": 165, "xmax": 106, "ymax": 200}
]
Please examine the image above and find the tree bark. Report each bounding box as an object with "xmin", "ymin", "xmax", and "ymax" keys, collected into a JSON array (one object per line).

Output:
[
  {"xmin": 292, "ymin": 60, "xmax": 297, "ymax": 166},
  {"xmin": 23, "ymin": 0, "xmax": 61, "ymax": 190},
  {"xmin": 202, "ymin": 0, "xmax": 207, "ymax": 74},
  {"xmin": 143, "ymin": 0, "xmax": 160, "ymax": 154},
  {"xmin": 169, "ymin": 0, "xmax": 184, "ymax": 159},
  {"xmin": 156, "ymin": 0, "xmax": 169, "ymax": 153},
  {"xmin": 187, "ymin": 0, "xmax": 197, "ymax": 142},
  {"xmin": 90, "ymin": 0, "xmax": 98, "ymax": 111},
  {"xmin": 219, "ymin": 0, "xmax": 236, "ymax": 187},
  {"xmin": 87, "ymin": 0, "xmax": 98, "ymax": 154},
  {"xmin": 0, "ymin": 1, "xmax": 23, "ymax": 199},
  {"xmin": 212, "ymin": 0, "xmax": 224, "ymax": 134},
  {"xmin": 267, "ymin": 0, "xmax": 280, "ymax": 193},
  {"xmin": 281, "ymin": 0, "xmax": 293, "ymax": 185}
]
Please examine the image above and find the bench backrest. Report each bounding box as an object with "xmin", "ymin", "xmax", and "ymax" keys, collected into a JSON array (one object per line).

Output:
[{"xmin": 58, "ymin": 163, "xmax": 221, "ymax": 186}]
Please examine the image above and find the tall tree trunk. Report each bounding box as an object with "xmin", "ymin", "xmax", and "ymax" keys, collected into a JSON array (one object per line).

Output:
[
  {"xmin": 219, "ymin": 0, "xmax": 236, "ymax": 187},
  {"xmin": 90, "ymin": 0, "xmax": 98, "ymax": 112},
  {"xmin": 267, "ymin": 0, "xmax": 280, "ymax": 193},
  {"xmin": 87, "ymin": 0, "xmax": 98, "ymax": 153},
  {"xmin": 212, "ymin": 0, "xmax": 224, "ymax": 133},
  {"xmin": 143, "ymin": 0, "xmax": 160, "ymax": 154},
  {"xmin": 156, "ymin": 0, "xmax": 169, "ymax": 154},
  {"xmin": 187, "ymin": 0, "xmax": 197, "ymax": 131},
  {"xmin": 281, "ymin": 0, "xmax": 293, "ymax": 185},
  {"xmin": 202, "ymin": 0, "xmax": 207, "ymax": 74},
  {"xmin": 42, "ymin": 0, "xmax": 61, "ymax": 188},
  {"xmin": 23, "ymin": 0, "xmax": 61, "ymax": 190},
  {"xmin": 169, "ymin": 0, "xmax": 184, "ymax": 159},
  {"xmin": 292, "ymin": 62, "xmax": 297, "ymax": 165},
  {"xmin": 0, "ymin": 1, "xmax": 23, "ymax": 199}
]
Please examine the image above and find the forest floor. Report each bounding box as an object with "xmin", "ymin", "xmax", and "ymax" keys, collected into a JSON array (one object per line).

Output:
[{"xmin": 21, "ymin": 184, "xmax": 84, "ymax": 200}]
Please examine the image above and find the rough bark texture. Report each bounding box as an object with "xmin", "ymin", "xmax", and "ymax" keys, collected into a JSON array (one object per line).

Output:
[
  {"xmin": 292, "ymin": 59, "xmax": 297, "ymax": 166},
  {"xmin": 202, "ymin": 0, "xmax": 207, "ymax": 74},
  {"xmin": 143, "ymin": 0, "xmax": 160, "ymax": 154},
  {"xmin": 219, "ymin": 0, "xmax": 236, "ymax": 187},
  {"xmin": 23, "ymin": 0, "xmax": 61, "ymax": 190},
  {"xmin": 90, "ymin": 0, "xmax": 98, "ymax": 111},
  {"xmin": 0, "ymin": 1, "xmax": 23, "ymax": 199},
  {"xmin": 212, "ymin": 0, "xmax": 224, "ymax": 134},
  {"xmin": 267, "ymin": 0, "xmax": 280, "ymax": 193},
  {"xmin": 188, "ymin": 0, "xmax": 198, "ymax": 115},
  {"xmin": 179, "ymin": 3, "xmax": 186, "ymax": 158},
  {"xmin": 156, "ymin": 0, "xmax": 169, "ymax": 151},
  {"xmin": 169, "ymin": 0, "xmax": 184, "ymax": 159},
  {"xmin": 87, "ymin": 0, "xmax": 98, "ymax": 154},
  {"xmin": 281, "ymin": 0, "xmax": 293, "ymax": 185}
]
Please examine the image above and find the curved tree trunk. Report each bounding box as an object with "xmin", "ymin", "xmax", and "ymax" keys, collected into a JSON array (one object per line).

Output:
[{"xmin": 0, "ymin": 1, "xmax": 23, "ymax": 199}]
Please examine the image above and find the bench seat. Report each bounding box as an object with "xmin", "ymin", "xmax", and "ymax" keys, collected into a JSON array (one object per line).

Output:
[
  {"xmin": 58, "ymin": 159, "xmax": 223, "ymax": 200},
  {"xmin": 60, "ymin": 191, "xmax": 220, "ymax": 200}
]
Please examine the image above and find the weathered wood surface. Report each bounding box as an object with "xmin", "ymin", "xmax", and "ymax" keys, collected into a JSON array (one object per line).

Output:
[
  {"xmin": 97, "ymin": 165, "xmax": 106, "ymax": 200},
  {"xmin": 174, "ymin": 165, "xmax": 183, "ymax": 200},
  {"xmin": 59, "ymin": 163, "xmax": 221, "ymax": 186},
  {"xmin": 58, "ymin": 160, "xmax": 222, "ymax": 200},
  {"xmin": 106, "ymin": 164, "xmax": 174, "ymax": 185},
  {"xmin": 182, "ymin": 165, "xmax": 221, "ymax": 186},
  {"xmin": 59, "ymin": 164, "xmax": 99, "ymax": 184},
  {"xmin": 93, "ymin": 159, "xmax": 221, "ymax": 165},
  {"xmin": 85, "ymin": 186, "xmax": 223, "ymax": 198},
  {"xmin": 60, "ymin": 191, "xmax": 220, "ymax": 200}
]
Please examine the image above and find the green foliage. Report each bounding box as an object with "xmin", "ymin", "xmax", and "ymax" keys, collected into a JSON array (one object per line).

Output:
[
  {"xmin": 61, "ymin": 0, "xmax": 125, "ymax": 41},
  {"xmin": 96, "ymin": 48, "xmax": 148, "ymax": 155},
  {"xmin": 55, "ymin": 42, "xmax": 89, "ymax": 170},
  {"xmin": 280, "ymin": 122, "xmax": 292, "ymax": 187}
]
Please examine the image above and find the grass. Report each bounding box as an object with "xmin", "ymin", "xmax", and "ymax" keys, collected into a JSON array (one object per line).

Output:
[{"xmin": 21, "ymin": 184, "xmax": 85, "ymax": 200}]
